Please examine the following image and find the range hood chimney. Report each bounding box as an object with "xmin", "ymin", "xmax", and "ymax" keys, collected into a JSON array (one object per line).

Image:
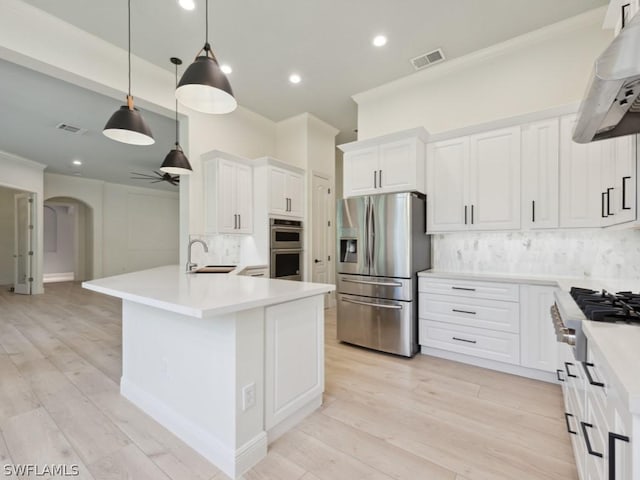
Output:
[{"xmin": 573, "ymin": 12, "xmax": 640, "ymax": 143}]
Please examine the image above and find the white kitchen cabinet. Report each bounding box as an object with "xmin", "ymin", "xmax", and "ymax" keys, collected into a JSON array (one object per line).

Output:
[
  {"xmin": 427, "ymin": 126, "xmax": 521, "ymax": 232},
  {"xmin": 520, "ymin": 285, "xmax": 558, "ymax": 373},
  {"xmin": 203, "ymin": 153, "xmax": 253, "ymax": 234},
  {"xmin": 604, "ymin": 0, "xmax": 640, "ymax": 36},
  {"xmin": 605, "ymin": 135, "xmax": 636, "ymax": 226},
  {"xmin": 268, "ymin": 166, "xmax": 304, "ymax": 218},
  {"xmin": 339, "ymin": 128, "xmax": 427, "ymax": 198},
  {"xmin": 521, "ymin": 118, "xmax": 560, "ymax": 229}
]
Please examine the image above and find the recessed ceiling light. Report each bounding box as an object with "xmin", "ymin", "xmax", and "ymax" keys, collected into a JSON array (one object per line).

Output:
[
  {"xmin": 289, "ymin": 73, "xmax": 301, "ymax": 84},
  {"xmin": 373, "ymin": 35, "xmax": 387, "ymax": 47},
  {"xmin": 220, "ymin": 64, "xmax": 232, "ymax": 74},
  {"xmin": 178, "ymin": 0, "xmax": 195, "ymax": 10},
  {"xmin": 72, "ymin": 159, "xmax": 82, "ymax": 166}
]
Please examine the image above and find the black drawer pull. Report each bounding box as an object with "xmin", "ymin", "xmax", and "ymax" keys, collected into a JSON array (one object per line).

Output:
[
  {"xmin": 452, "ymin": 336, "xmax": 477, "ymax": 344},
  {"xmin": 582, "ymin": 362, "xmax": 605, "ymax": 388},
  {"xmin": 452, "ymin": 309, "xmax": 476, "ymax": 315},
  {"xmin": 452, "ymin": 286, "xmax": 476, "ymax": 292},
  {"xmin": 609, "ymin": 432, "xmax": 630, "ymax": 479},
  {"xmin": 580, "ymin": 422, "xmax": 603, "ymax": 458},
  {"xmin": 564, "ymin": 413, "xmax": 577, "ymax": 435},
  {"xmin": 622, "ymin": 176, "xmax": 631, "ymax": 210},
  {"xmin": 564, "ymin": 362, "xmax": 577, "ymax": 378},
  {"xmin": 556, "ymin": 369, "xmax": 565, "ymax": 382}
]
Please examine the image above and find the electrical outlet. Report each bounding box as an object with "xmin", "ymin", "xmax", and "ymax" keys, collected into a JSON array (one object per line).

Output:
[{"xmin": 242, "ymin": 383, "xmax": 256, "ymax": 411}]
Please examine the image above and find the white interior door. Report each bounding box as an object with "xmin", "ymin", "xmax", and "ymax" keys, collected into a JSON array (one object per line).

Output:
[
  {"xmin": 14, "ymin": 192, "xmax": 34, "ymax": 295},
  {"xmin": 311, "ymin": 174, "xmax": 331, "ymax": 304}
]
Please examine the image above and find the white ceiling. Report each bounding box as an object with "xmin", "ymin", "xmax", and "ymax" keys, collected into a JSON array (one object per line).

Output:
[{"xmin": 3, "ymin": 0, "xmax": 608, "ymax": 189}]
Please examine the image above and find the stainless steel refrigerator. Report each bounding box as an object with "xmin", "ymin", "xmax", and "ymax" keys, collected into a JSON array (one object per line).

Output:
[{"xmin": 336, "ymin": 192, "xmax": 431, "ymax": 357}]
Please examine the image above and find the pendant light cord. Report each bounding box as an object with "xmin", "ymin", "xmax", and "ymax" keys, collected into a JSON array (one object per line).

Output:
[
  {"xmin": 128, "ymin": 0, "xmax": 132, "ymax": 97},
  {"xmin": 205, "ymin": 0, "xmax": 209, "ymax": 47},
  {"xmin": 175, "ymin": 63, "xmax": 179, "ymax": 146}
]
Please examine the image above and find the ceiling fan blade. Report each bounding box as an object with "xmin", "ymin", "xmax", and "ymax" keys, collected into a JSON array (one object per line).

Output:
[{"xmin": 150, "ymin": 180, "xmax": 164, "ymax": 183}]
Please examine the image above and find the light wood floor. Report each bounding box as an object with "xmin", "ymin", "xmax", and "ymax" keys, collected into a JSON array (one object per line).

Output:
[{"xmin": 0, "ymin": 282, "xmax": 577, "ymax": 479}]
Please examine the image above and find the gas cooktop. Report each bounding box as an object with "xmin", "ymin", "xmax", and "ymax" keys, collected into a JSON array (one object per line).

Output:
[{"xmin": 570, "ymin": 287, "xmax": 640, "ymax": 324}]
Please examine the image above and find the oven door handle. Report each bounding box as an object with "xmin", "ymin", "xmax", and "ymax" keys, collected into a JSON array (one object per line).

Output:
[
  {"xmin": 342, "ymin": 278, "xmax": 403, "ymax": 288},
  {"xmin": 342, "ymin": 298, "xmax": 403, "ymax": 310}
]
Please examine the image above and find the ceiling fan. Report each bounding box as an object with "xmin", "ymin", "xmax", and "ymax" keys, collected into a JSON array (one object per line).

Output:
[{"xmin": 130, "ymin": 171, "xmax": 180, "ymax": 186}]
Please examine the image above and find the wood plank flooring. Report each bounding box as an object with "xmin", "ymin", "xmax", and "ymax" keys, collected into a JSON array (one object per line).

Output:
[{"xmin": 0, "ymin": 282, "xmax": 577, "ymax": 479}]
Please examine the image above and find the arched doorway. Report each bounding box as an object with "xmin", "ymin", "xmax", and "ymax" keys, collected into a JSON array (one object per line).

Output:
[{"xmin": 43, "ymin": 197, "xmax": 93, "ymax": 283}]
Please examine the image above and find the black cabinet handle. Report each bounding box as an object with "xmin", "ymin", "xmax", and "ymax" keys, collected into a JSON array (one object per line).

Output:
[
  {"xmin": 471, "ymin": 204, "xmax": 474, "ymax": 224},
  {"xmin": 607, "ymin": 187, "xmax": 614, "ymax": 216},
  {"xmin": 452, "ymin": 309, "xmax": 476, "ymax": 315},
  {"xmin": 452, "ymin": 286, "xmax": 476, "ymax": 292},
  {"xmin": 373, "ymin": 171, "xmax": 377, "ymax": 188},
  {"xmin": 532, "ymin": 200, "xmax": 536, "ymax": 223},
  {"xmin": 622, "ymin": 2, "xmax": 631, "ymax": 29},
  {"xmin": 565, "ymin": 362, "xmax": 577, "ymax": 378},
  {"xmin": 238, "ymin": 214, "xmax": 241, "ymax": 229},
  {"xmin": 379, "ymin": 170, "xmax": 382, "ymax": 187},
  {"xmin": 609, "ymin": 432, "xmax": 630, "ymax": 479},
  {"xmin": 622, "ymin": 176, "xmax": 631, "ymax": 210},
  {"xmin": 602, "ymin": 192, "xmax": 607, "ymax": 218},
  {"xmin": 556, "ymin": 369, "xmax": 565, "ymax": 382},
  {"xmin": 464, "ymin": 205, "xmax": 468, "ymax": 225},
  {"xmin": 452, "ymin": 336, "xmax": 477, "ymax": 344},
  {"xmin": 564, "ymin": 413, "xmax": 577, "ymax": 435},
  {"xmin": 580, "ymin": 422, "xmax": 603, "ymax": 458},
  {"xmin": 582, "ymin": 362, "xmax": 605, "ymax": 387},
  {"xmin": 234, "ymin": 214, "xmax": 238, "ymax": 229}
]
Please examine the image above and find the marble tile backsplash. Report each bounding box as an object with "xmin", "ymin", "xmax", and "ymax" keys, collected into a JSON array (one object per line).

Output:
[
  {"xmin": 189, "ymin": 234, "xmax": 241, "ymax": 266},
  {"xmin": 432, "ymin": 229, "xmax": 640, "ymax": 280}
]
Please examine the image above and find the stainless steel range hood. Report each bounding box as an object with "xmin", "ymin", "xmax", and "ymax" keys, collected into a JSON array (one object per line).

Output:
[{"xmin": 573, "ymin": 13, "xmax": 640, "ymax": 143}]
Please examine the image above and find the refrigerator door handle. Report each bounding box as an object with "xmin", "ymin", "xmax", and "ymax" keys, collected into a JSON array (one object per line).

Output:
[
  {"xmin": 364, "ymin": 199, "xmax": 370, "ymax": 269},
  {"xmin": 369, "ymin": 199, "xmax": 376, "ymax": 270},
  {"xmin": 343, "ymin": 278, "xmax": 403, "ymax": 287},
  {"xmin": 343, "ymin": 297, "xmax": 403, "ymax": 310}
]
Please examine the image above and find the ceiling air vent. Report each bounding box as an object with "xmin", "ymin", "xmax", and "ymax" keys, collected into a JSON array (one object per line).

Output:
[
  {"xmin": 410, "ymin": 48, "xmax": 445, "ymax": 71},
  {"xmin": 55, "ymin": 123, "xmax": 87, "ymax": 135}
]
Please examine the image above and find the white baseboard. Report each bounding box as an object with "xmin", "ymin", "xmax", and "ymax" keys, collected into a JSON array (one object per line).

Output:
[
  {"xmin": 266, "ymin": 394, "xmax": 322, "ymax": 443},
  {"xmin": 420, "ymin": 347, "xmax": 557, "ymax": 384},
  {"xmin": 121, "ymin": 378, "xmax": 266, "ymax": 479},
  {"xmin": 43, "ymin": 272, "xmax": 74, "ymax": 283}
]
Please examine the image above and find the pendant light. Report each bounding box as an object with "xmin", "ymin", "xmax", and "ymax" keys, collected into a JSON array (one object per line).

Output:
[
  {"xmin": 103, "ymin": 0, "xmax": 154, "ymax": 145},
  {"xmin": 160, "ymin": 58, "xmax": 193, "ymax": 175},
  {"xmin": 175, "ymin": 0, "xmax": 237, "ymax": 114}
]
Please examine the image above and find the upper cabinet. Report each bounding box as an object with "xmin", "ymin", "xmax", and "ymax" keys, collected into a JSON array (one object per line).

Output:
[
  {"xmin": 339, "ymin": 128, "xmax": 428, "ymax": 198},
  {"xmin": 521, "ymin": 118, "xmax": 560, "ymax": 229},
  {"xmin": 203, "ymin": 152, "xmax": 253, "ymax": 234},
  {"xmin": 604, "ymin": 0, "xmax": 640, "ymax": 36},
  {"xmin": 427, "ymin": 126, "xmax": 521, "ymax": 232},
  {"xmin": 268, "ymin": 166, "xmax": 304, "ymax": 218}
]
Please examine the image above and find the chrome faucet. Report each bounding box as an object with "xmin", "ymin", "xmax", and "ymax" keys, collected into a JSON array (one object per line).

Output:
[{"xmin": 186, "ymin": 239, "xmax": 209, "ymax": 272}]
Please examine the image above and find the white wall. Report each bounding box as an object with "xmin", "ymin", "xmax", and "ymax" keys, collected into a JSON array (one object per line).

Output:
[
  {"xmin": 353, "ymin": 8, "xmax": 611, "ymax": 139},
  {"xmin": 44, "ymin": 173, "xmax": 179, "ymax": 279},
  {"xmin": 0, "ymin": 150, "xmax": 45, "ymax": 293},
  {"xmin": 0, "ymin": 186, "xmax": 21, "ymax": 285}
]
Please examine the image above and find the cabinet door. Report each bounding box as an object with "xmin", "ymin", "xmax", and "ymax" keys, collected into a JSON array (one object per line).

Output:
[
  {"xmin": 520, "ymin": 285, "xmax": 558, "ymax": 372},
  {"xmin": 469, "ymin": 126, "xmax": 521, "ymax": 230},
  {"xmin": 235, "ymin": 163, "xmax": 253, "ymax": 233},
  {"xmin": 286, "ymin": 172, "xmax": 304, "ymax": 218},
  {"xmin": 608, "ymin": 135, "xmax": 636, "ymax": 226},
  {"xmin": 216, "ymin": 159, "xmax": 237, "ymax": 233},
  {"xmin": 426, "ymin": 138, "xmax": 469, "ymax": 232},
  {"xmin": 521, "ymin": 119, "xmax": 560, "ymax": 229},
  {"xmin": 378, "ymin": 138, "xmax": 423, "ymax": 193},
  {"xmin": 269, "ymin": 167, "xmax": 288, "ymax": 216},
  {"xmin": 559, "ymin": 114, "xmax": 605, "ymax": 228},
  {"xmin": 343, "ymin": 147, "xmax": 378, "ymax": 197}
]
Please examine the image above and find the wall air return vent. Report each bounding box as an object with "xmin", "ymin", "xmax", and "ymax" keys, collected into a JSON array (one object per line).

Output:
[
  {"xmin": 410, "ymin": 48, "xmax": 445, "ymax": 71},
  {"xmin": 55, "ymin": 123, "xmax": 87, "ymax": 135}
]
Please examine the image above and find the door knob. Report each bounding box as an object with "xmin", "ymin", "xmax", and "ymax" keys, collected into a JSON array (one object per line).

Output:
[{"xmin": 314, "ymin": 259, "xmax": 321, "ymax": 263}]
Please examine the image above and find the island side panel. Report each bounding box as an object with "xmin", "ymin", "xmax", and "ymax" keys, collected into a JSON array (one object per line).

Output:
[
  {"xmin": 264, "ymin": 294, "xmax": 325, "ymax": 438},
  {"xmin": 120, "ymin": 300, "xmax": 240, "ymax": 474}
]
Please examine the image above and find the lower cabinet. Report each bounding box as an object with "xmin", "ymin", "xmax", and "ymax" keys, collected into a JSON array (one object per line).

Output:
[{"xmin": 418, "ymin": 275, "xmax": 558, "ymax": 379}]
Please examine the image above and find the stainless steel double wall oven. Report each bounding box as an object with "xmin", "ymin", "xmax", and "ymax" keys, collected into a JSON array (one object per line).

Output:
[{"xmin": 270, "ymin": 218, "xmax": 303, "ymax": 281}]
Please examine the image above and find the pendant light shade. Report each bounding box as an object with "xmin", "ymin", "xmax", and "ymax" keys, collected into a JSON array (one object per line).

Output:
[
  {"xmin": 103, "ymin": 0, "xmax": 154, "ymax": 145},
  {"xmin": 176, "ymin": 0, "xmax": 237, "ymax": 114},
  {"xmin": 160, "ymin": 57, "xmax": 192, "ymax": 175}
]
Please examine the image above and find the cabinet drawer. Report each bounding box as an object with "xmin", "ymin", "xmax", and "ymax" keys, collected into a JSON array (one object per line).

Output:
[
  {"xmin": 419, "ymin": 293, "xmax": 519, "ymax": 333},
  {"xmin": 419, "ymin": 320, "xmax": 520, "ymax": 365},
  {"xmin": 419, "ymin": 277, "xmax": 519, "ymax": 302}
]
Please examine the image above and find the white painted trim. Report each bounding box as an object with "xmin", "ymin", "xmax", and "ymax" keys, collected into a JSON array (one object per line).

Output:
[
  {"xmin": 338, "ymin": 126, "xmax": 429, "ymax": 152},
  {"xmin": 0, "ymin": 149, "xmax": 47, "ymax": 171},
  {"xmin": 252, "ymin": 156, "xmax": 306, "ymax": 174},
  {"xmin": 266, "ymin": 394, "xmax": 322, "ymax": 443},
  {"xmin": 234, "ymin": 432, "xmax": 268, "ymax": 478},
  {"xmin": 201, "ymin": 149, "xmax": 253, "ymax": 165},
  {"xmin": 420, "ymin": 346, "xmax": 557, "ymax": 384},
  {"xmin": 43, "ymin": 272, "xmax": 74, "ymax": 283},
  {"xmin": 353, "ymin": 6, "xmax": 608, "ymax": 105}
]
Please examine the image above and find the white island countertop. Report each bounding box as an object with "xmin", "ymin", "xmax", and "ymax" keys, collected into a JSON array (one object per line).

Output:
[{"xmin": 83, "ymin": 265, "xmax": 335, "ymax": 318}]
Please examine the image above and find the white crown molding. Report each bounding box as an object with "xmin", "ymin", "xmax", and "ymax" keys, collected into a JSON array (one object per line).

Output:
[
  {"xmin": 0, "ymin": 149, "xmax": 47, "ymax": 170},
  {"xmin": 353, "ymin": 6, "xmax": 608, "ymax": 105}
]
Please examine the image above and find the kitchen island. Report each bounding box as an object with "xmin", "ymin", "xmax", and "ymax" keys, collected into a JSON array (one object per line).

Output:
[{"xmin": 83, "ymin": 265, "xmax": 335, "ymax": 479}]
